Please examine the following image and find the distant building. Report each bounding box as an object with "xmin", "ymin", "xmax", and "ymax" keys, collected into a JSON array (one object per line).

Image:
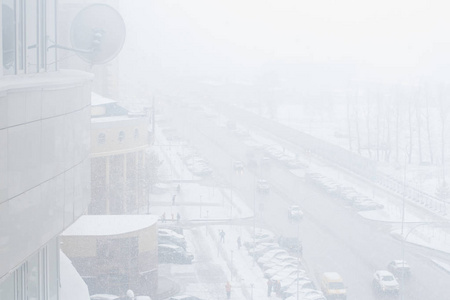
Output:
[
  {"xmin": 1, "ymin": 0, "xmax": 92, "ymax": 298},
  {"xmin": 90, "ymin": 93, "xmax": 150, "ymax": 214}
]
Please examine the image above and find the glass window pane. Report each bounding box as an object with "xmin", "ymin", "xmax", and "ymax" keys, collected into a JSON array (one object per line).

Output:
[
  {"xmin": 45, "ymin": 0, "xmax": 56, "ymax": 71},
  {"xmin": 17, "ymin": 0, "xmax": 24, "ymax": 72},
  {"xmin": 2, "ymin": 0, "xmax": 16, "ymax": 74},
  {"xmin": 26, "ymin": 0, "xmax": 38, "ymax": 73},
  {"xmin": 27, "ymin": 253, "xmax": 39, "ymax": 300},
  {"xmin": 0, "ymin": 273, "xmax": 14, "ymax": 300},
  {"xmin": 48, "ymin": 238, "xmax": 58, "ymax": 300}
]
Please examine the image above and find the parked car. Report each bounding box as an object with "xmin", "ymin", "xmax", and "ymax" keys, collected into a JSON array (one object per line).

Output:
[
  {"xmin": 288, "ymin": 205, "xmax": 304, "ymax": 221},
  {"xmin": 372, "ymin": 270, "xmax": 399, "ymax": 294},
  {"xmin": 271, "ymin": 269, "xmax": 307, "ymax": 282},
  {"xmin": 90, "ymin": 294, "xmax": 150, "ymax": 300},
  {"xmin": 247, "ymin": 243, "xmax": 280, "ymax": 259},
  {"xmin": 387, "ymin": 260, "xmax": 411, "ymax": 278},
  {"xmin": 264, "ymin": 263, "xmax": 299, "ymax": 278},
  {"xmin": 158, "ymin": 244, "xmax": 194, "ymax": 264},
  {"xmin": 158, "ymin": 229, "xmax": 187, "ymax": 249},
  {"xmin": 169, "ymin": 296, "xmax": 205, "ymax": 300},
  {"xmin": 320, "ymin": 272, "xmax": 347, "ymax": 299},
  {"xmin": 281, "ymin": 280, "xmax": 316, "ymax": 298},
  {"xmin": 285, "ymin": 288, "xmax": 326, "ymax": 300},
  {"xmin": 278, "ymin": 236, "xmax": 303, "ymax": 254},
  {"xmin": 262, "ymin": 257, "xmax": 299, "ymax": 271},
  {"xmin": 257, "ymin": 249, "xmax": 288, "ymax": 266}
]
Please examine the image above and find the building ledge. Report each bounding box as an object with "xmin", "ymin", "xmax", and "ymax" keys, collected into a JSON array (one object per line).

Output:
[{"xmin": 0, "ymin": 69, "xmax": 94, "ymax": 94}]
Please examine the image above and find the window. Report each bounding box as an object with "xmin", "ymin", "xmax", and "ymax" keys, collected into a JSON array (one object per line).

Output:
[
  {"xmin": 2, "ymin": 0, "xmax": 16, "ymax": 74},
  {"xmin": 119, "ymin": 131, "xmax": 125, "ymax": 142},
  {"xmin": 2, "ymin": 0, "xmax": 57, "ymax": 75},
  {"xmin": 26, "ymin": 0, "xmax": 38, "ymax": 73},
  {"xmin": 98, "ymin": 133, "xmax": 106, "ymax": 144},
  {"xmin": 0, "ymin": 238, "xmax": 59, "ymax": 300}
]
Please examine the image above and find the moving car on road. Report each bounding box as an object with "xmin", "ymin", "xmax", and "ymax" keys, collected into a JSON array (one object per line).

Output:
[
  {"xmin": 372, "ymin": 270, "xmax": 399, "ymax": 294},
  {"xmin": 257, "ymin": 179, "xmax": 270, "ymax": 194},
  {"xmin": 288, "ymin": 205, "xmax": 304, "ymax": 221},
  {"xmin": 233, "ymin": 160, "xmax": 244, "ymax": 172},
  {"xmin": 320, "ymin": 272, "xmax": 347, "ymax": 299},
  {"xmin": 388, "ymin": 260, "xmax": 411, "ymax": 278}
]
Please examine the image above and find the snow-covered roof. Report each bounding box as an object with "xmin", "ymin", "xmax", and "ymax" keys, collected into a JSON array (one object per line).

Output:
[
  {"xmin": 91, "ymin": 92, "xmax": 117, "ymax": 106},
  {"xmin": 61, "ymin": 215, "xmax": 158, "ymax": 237}
]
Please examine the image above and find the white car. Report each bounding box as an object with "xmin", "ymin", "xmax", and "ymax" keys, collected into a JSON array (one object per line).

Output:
[
  {"xmin": 90, "ymin": 294, "xmax": 151, "ymax": 300},
  {"xmin": 288, "ymin": 205, "xmax": 303, "ymax": 220},
  {"xmin": 372, "ymin": 270, "xmax": 400, "ymax": 294},
  {"xmin": 257, "ymin": 179, "xmax": 270, "ymax": 194}
]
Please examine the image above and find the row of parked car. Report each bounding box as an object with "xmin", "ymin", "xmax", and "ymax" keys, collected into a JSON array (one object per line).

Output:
[
  {"xmin": 305, "ymin": 172, "xmax": 384, "ymax": 211},
  {"xmin": 178, "ymin": 147, "xmax": 213, "ymax": 177},
  {"xmin": 158, "ymin": 228, "xmax": 194, "ymax": 264},
  {"xmin": 263, "ymin": 145, "xmax": 307, "ymax": 169},
  {"xmin": 243, "ymin": 230, "xmax": 326, "ymax": 300}
]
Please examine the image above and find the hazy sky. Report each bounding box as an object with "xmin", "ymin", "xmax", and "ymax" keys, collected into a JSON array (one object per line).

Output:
[{"xmin": 118, "ymin": 0, "xmax": 450, "ymax": 98}]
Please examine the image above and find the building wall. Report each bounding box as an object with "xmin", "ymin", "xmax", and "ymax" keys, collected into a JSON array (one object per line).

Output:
[
  {"xmin": 90, "ymin": 116, "xmax": 149, "ymax": 214},
  {"xmin": 0, "ymin": 70, "xmax": 92, "ymax": 287},
  {"xmin": 61, "ymin": 220, "xmax": 158, "ymax": 296}
]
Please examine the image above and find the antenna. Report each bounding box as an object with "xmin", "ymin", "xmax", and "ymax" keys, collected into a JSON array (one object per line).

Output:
[{"xmin": 69, "ymin": 4, "xmax": 126, "ymax": 64}]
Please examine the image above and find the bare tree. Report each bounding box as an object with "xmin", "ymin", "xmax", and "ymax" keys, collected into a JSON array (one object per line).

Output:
[
  {"xmin": 415, "ymin": 86, "xmax": 423, "ymax": 163},
  {"xmin": 407, "ymin": 97, "xmax": 414, "ymax": 164},
  {"xmin": 366, "ymin": 89, "xmax": 372, "ymax": 158},
  {"xmin": 424, "ymin": 85, "xmax": 434, "ymax": 164}
]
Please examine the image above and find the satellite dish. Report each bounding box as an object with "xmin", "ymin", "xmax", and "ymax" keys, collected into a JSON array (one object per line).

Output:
[{"xmin": 70, "ymin": 4, "xmax": 126, "ymax": 64}]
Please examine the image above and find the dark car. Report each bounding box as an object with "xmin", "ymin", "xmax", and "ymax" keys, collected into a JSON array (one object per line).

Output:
[
  {"xmin": 233, "ymin": 160, "xmax": 244, "ymax": 172},
  {"xmin": 158, "ymin": 229, "xmax": 187, "ymax": 249},
  {"xmin": 158, "ymin": 244, "xmax": 194, "ymax": 264},
  {"xmin": 388, "ymin": 260, "xmax": 411, "ymax": 278}
]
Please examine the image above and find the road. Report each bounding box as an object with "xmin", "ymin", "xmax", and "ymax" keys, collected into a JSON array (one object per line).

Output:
[{"xmin": 163, "ymin": 99, "xmax": 450, "ymax": 299}]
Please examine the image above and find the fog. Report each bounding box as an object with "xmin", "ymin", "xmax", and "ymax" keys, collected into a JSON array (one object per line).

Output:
[
  {"xmin": 2, "ymin": 0, "xmax": 450, "ymax": 299},
  {"xmin": 119, "ymin": 0, "xmax": 450, "ymax": 100}
]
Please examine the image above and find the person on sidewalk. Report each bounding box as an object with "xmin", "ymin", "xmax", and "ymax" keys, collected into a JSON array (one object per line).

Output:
[
  {"xmin": 274, "ymin": 280, "xmax": 281, "ymax": 296},
  {"xmin": 237, "ymin": 236, "xmax": 241, "ymax": 250},
  {"xmin": 225, "ymin": 281, "xmax": 231, "ymax": 299},
  {"xmin": 267, "ymin": 279, "xmax": 273, "ymax": 297},
  {"xmin": 176, "ymin": 212, "xmax": 181, "ymax": 224},
  {"xmin": 177, "ymin": 184, "xmax": 181, "ymax": 193},
  {"xmin": 172, "ymin": 194, "xmax": 176, "ymax": 205},
  {"xmin": 161, "ymin": 212, "xmax": 166, "ymax": 223},
  {"xmin": 219, "ymin": 229, "xmax": 226, "ymax": 243}
]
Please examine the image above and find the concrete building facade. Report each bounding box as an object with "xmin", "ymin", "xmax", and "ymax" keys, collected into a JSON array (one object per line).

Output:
[{"xmin": 1, "ymin": 0, "xmax": 92, "ymax": 298}]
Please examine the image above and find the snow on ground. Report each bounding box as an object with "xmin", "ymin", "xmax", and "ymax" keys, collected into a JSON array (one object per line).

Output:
[{"xmin": 152, "ymin": 113, "xmax": 450, "ymax": 299}]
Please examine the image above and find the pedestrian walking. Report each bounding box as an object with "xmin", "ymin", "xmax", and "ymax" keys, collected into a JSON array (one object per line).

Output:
[
  {"xmin": 172, "ymin": 194, "xmax": 176, "ymax": 205},
  {"xmin": 176, "ymin": 212, "xmax": 181, "ymax": 224},
  {"xmin": 177, "ymin": 184, "xmax": 181, "ymax": 193},
  {"xmin": 237, "ymin": 236, "xmax": 241, "ymax": 250},
  {"xmin": 219, "ymin": 229, "xmax": 226, "ymax": 243},
  {"xmin": 225, "ymin": 281, "xmax": 231, "ymax": 299},
  {"xmin": 161, "ymin": 212, "xmax": 166, "ymax": 223},
  {"xmin": 274, "ymin": 280, "xmax": 281, "ymax": 296},
  {"xmin": 267, "ymin": 279, "xmax": 273, "ymax": 297}
]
